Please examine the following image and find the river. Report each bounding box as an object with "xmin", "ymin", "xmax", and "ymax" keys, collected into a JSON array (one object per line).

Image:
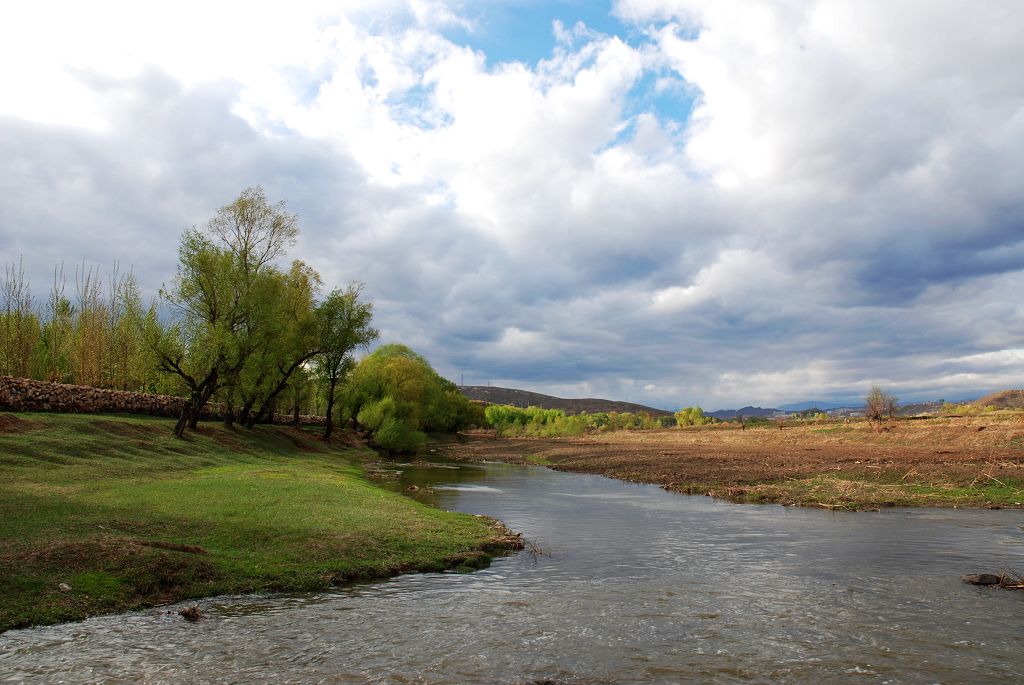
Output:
[{"xmin": 2, "ymin": 459, "xmax": 1023, "ymax": 683}]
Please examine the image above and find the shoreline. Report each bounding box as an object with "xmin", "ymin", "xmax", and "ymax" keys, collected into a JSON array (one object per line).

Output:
[
  {"xmin": 441, "ymin": 418, "xmax": 1024, "ymax": 510},
  {"xmin": 0, "ymin": 412, "xmax": 522, "ymax": 633}
]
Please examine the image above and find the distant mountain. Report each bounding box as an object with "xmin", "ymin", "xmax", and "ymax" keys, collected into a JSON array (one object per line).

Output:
[
  {"xmin": 706, "ymin": 406, "xmax": 784, "ymax": 420},
  {"xmin": 458, "ymin": 385, "xmax": 673, "ymax": 417},
  {"xmin": 777, "ymin": 400, "xmax": 857, "ymax": 411}
]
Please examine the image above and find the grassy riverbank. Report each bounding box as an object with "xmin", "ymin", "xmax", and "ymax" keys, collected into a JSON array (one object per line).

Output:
[
  {"xmin": 445, "ymin": 416, "xmax": 1024, "ymax": 510},
  {"xmin": 0, "ymin": 413, "xmax": 519, "ymax": 633}
]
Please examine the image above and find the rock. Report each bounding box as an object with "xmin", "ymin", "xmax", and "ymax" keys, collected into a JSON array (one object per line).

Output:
[
  {"xmin": 58, "ymin": 583, "xmax": 71, "ymax": 592},
  {"xmin": 178, "ymin": 606, "xmax": 202, "ymax": 622},
  {"xmin": 962, "ymin": 573, "xmax": 1003, "ymax": 586}
]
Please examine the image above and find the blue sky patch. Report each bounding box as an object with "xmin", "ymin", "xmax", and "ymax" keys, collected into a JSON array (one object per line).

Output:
[{"xmin": 440, "ymin": 0, "xmax": 631, "ymax": 67}]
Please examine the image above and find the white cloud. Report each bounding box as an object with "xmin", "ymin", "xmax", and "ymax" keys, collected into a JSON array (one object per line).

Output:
[
  {"xmin": 946, "ymin": 348, "xmax": 1024, "ymax": 369},
  {"xmin": 1, "ymin": 1, "xmax": 1022, "ymax": 409},
  {"xmin": 651, "ymin": 249, "xmax": 791, "ymax": 312}
]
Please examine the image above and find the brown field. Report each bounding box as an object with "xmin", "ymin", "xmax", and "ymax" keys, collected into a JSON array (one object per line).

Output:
[{"xmin": 444, "ymin": 414, "xmax": 1024, "ymax": 509}]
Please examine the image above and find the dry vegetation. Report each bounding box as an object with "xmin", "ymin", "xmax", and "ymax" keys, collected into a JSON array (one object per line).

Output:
[
  {"xmin": 975, "ymin": 389, "xmax": 1024, "ymax": 409},
  {"xmin": 445, "ymin": 414, "xmax": 1024, "ymax": 510}
]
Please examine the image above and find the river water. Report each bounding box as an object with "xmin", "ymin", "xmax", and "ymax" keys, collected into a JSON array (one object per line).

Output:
[{"xmin": 2, "ymin": 460, "xmax": 1023, "ymax": 684}]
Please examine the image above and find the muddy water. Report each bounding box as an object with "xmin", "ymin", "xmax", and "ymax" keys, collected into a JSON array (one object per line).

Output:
[{"xmin": 2, "ymin": 460, "xmax": 1023, "ymax": 684}]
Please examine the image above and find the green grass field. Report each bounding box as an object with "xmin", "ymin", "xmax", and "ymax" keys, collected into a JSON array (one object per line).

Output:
[{"xmin": 0, "ymin": 412, "xmax": 515, "ymax": 632}]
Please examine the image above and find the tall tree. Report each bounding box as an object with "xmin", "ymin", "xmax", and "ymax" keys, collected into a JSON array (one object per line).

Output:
[
  {"xmin": 237, "ymin": 260, "xmax": 324, "ymax": 427},
  {"xmin": 152, "ymin": 187, "xmax": 299, "ymax": 437},
  {"xmin": 72, "ymin": 262, "xmax": 108, "ymax": 387},
  {"xmin": 105, "ymin": 265, "xmax": 150, "ymax": 391},
  {"xmin": 0, "ymin": 258, "xmax": 40, "ymax": 378},
  {"xmin": 40, "ymin": 263, "xmax": 75, "ymax": 383},
  {"xmin": 314, "ymin": 284, "xmax": 378, "ymax": 441}
]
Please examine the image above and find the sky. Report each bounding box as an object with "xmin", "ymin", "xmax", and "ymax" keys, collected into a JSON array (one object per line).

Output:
[{"xmin": 1, "ymin": 0, "xmax": 1022, "ymax": 411}]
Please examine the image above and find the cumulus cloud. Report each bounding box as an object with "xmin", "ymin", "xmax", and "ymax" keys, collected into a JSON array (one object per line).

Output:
[{"xmin": 1, "ymin": 0, "xmax": 1022, "ymax": 409}]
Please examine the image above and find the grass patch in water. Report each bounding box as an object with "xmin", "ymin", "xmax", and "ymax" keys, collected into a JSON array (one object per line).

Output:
[
  {"xmin": 725, "ymin": 473, "xmax": 1024, "ymax": 510},
  {"xmin": 0, "ymin": 412, "xmax": 519, "ymax": 632}
]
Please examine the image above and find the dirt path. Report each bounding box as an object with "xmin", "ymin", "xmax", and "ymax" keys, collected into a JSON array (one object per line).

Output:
[{"xmin": 443, "ymin": 416, "xmax": 1024, "ymax": 509}]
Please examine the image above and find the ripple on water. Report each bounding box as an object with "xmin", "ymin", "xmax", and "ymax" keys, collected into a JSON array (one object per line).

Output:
[{"xmin": 2, "ymin": 463, "xmax": 1024, "ymax": 684}]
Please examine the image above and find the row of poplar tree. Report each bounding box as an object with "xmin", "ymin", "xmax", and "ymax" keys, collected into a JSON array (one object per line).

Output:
[
  {"xmin": 1, "ymin": 187, "xmax": 379, "ymax": 439},
  {"xmin": 0, "ymin": 259, "xmax": 159, "ymax": 394}
]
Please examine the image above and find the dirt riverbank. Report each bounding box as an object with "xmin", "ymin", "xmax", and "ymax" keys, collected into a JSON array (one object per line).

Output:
[{"xmin": 442, "ymin": 416, "xmax": 1024, "ymax": 509}]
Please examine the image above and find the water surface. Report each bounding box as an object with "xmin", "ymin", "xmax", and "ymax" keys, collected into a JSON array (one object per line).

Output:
[{"xmin": 2, "ymin": 460, "xmax": 1023, "ymax": 684}]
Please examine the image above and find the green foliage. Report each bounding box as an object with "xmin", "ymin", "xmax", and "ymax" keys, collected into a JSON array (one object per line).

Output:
[
  {"xmin": 0, "ymin": 413, "xmax": 503, "ymax": 631},
  {"xmin": 344, "ymin": 344, "xmax": 478, "ymax": 452},
  {"xmin": 675, "ymin": 406, "xmax": 714, "ymax": 426},
  {"xmin": 940, "ymin": 402, "xmax": 999, "ymax": 416},
  {"xmin": 0, "ymin": 189, "xmax": 385, "ymax": 438},
  {"xmin": 484, "ymin": 404, "xmax": 664, "ymax": 437},
  {"xmin": 359, "ymin": 405, "xmax": 426, "ymax": 453},
  {"xmin": 2, "ymin": 258, "xmax": 164, "ymax": 391},
  {"xmin": 0, "ymin": 258, "xmax": 41, "ymax": 379},
  {"xmin": 789, "ymin": 410, "xmax": 831, "ymax": 422},
  {"xmin": 150, "ymin": 187, "xmax": 383, "ymax": 435},
  {"xmin": 222, "ymin": 259, "xmax": 325, "ymax": 425},
  {"xmin": 485, "ymin": 404, "xmax": 566, "ymax": 429},
  {"xmin": 313, "ymin": 284, "xmax": 379, "ymax": 439},
  {"xmin": 154, "ymin": 222, "xmax": 289, "ymax": 433},
  {"xmin": 460, "ymin": 401, "xmax": 488, "ymax": 429}
]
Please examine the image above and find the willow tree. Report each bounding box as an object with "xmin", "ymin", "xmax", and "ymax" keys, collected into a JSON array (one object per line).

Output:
[
  {"xmin": 152, "ymin": 187, "xmax": 299, "ymax": 437},
  {"xmin": 342, "ymin": 344, "xmax": 477, "ymax": 452},
  {"xmin": 314, "ymin": 284, "xmax": 378, "ymax": 441},
  {"xmin": 235, "ymin": 260, "xmax": 324, "ymax": 427}
]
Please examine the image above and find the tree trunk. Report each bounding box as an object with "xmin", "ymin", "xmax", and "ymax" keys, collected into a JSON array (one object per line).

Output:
[
  {"xmin": 188, "ymin": 405, "xmax": 201, "ymax": 430},
  {"xmin": 291, "ymin": 403, "xmax": 300, "ymax": 427},
  {"xmin": 323, "ymin": 381, "xmax": 337, "ymax": 441},
  {"xmin": 244, "ymin": 409, "xmax": 261, "ymax": 428},
  {"xmin": 188, "ymin": 385, "xmax": 216, "ymax": 430},
  {"xmin": 223, "ymin": 399, "xmax": 235, "ymax": 428},
  {"xmin": 251, "ymin": 357, "xmax": 314, "ymax": 430},
  {"xmin": 238, "ymin": 397, "xmax": 257, "ymax": 428},
  {"xmin": 174, "ymin": 402, "xmax": 190, "ymax": 438}
]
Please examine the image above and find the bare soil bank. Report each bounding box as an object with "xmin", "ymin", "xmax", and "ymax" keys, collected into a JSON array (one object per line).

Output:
[{"xmin": 443, "ymin": 416, "xmax": 1024, "ymax": 509}]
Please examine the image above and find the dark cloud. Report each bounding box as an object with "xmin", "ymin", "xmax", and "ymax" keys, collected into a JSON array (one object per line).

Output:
[{"xmin": 2, "ymin": 4, "xmax": 1023, "ymax": 409}]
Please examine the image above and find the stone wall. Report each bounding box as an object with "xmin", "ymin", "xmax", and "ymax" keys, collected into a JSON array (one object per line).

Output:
[{"xmin": 0, "ymin": 376, "xmax": 325, "ymax": 426}]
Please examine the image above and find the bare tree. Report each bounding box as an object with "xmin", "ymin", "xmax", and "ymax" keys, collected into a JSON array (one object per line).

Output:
[{"xmin": 865, "ymin": 386, "xmax": 898, "ymax": 427}]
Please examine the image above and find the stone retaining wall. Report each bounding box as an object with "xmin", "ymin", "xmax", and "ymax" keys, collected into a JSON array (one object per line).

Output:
[{"xmin": 0, "ymin": 376, "xmax": 325, "ymax": 426}]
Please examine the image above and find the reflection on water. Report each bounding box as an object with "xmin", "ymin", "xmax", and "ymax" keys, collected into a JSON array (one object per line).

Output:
[{"xmin": 2, "ymin": 460, "xmax": 1024, "ymax": 684}]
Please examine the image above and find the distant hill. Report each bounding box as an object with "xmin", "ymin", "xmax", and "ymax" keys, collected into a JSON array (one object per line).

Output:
[
  {"xmin": 896, "ymin": 400, "xmax": 946, "ymax": 416},
  {"xmin": 777, "ymin": 400, "xmax": 856, "ymax": 411},
  {"xmin": 707, "ymin": 395, "xmax": 998, "ymax": 420},
  {"xmin": 458, "ymin": 386, "xmax": 673, "ymax": 417},
  {"xmin": 706, "ymin": 406, "xmax": 784, "ymax": 420},
  {"xmin": 974, "ymin": 389, "xmax": 1024, "ymax": 409},
  {"xmin": 710, "ymin": 402, "xmax": 939, "ymax": 419}
]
